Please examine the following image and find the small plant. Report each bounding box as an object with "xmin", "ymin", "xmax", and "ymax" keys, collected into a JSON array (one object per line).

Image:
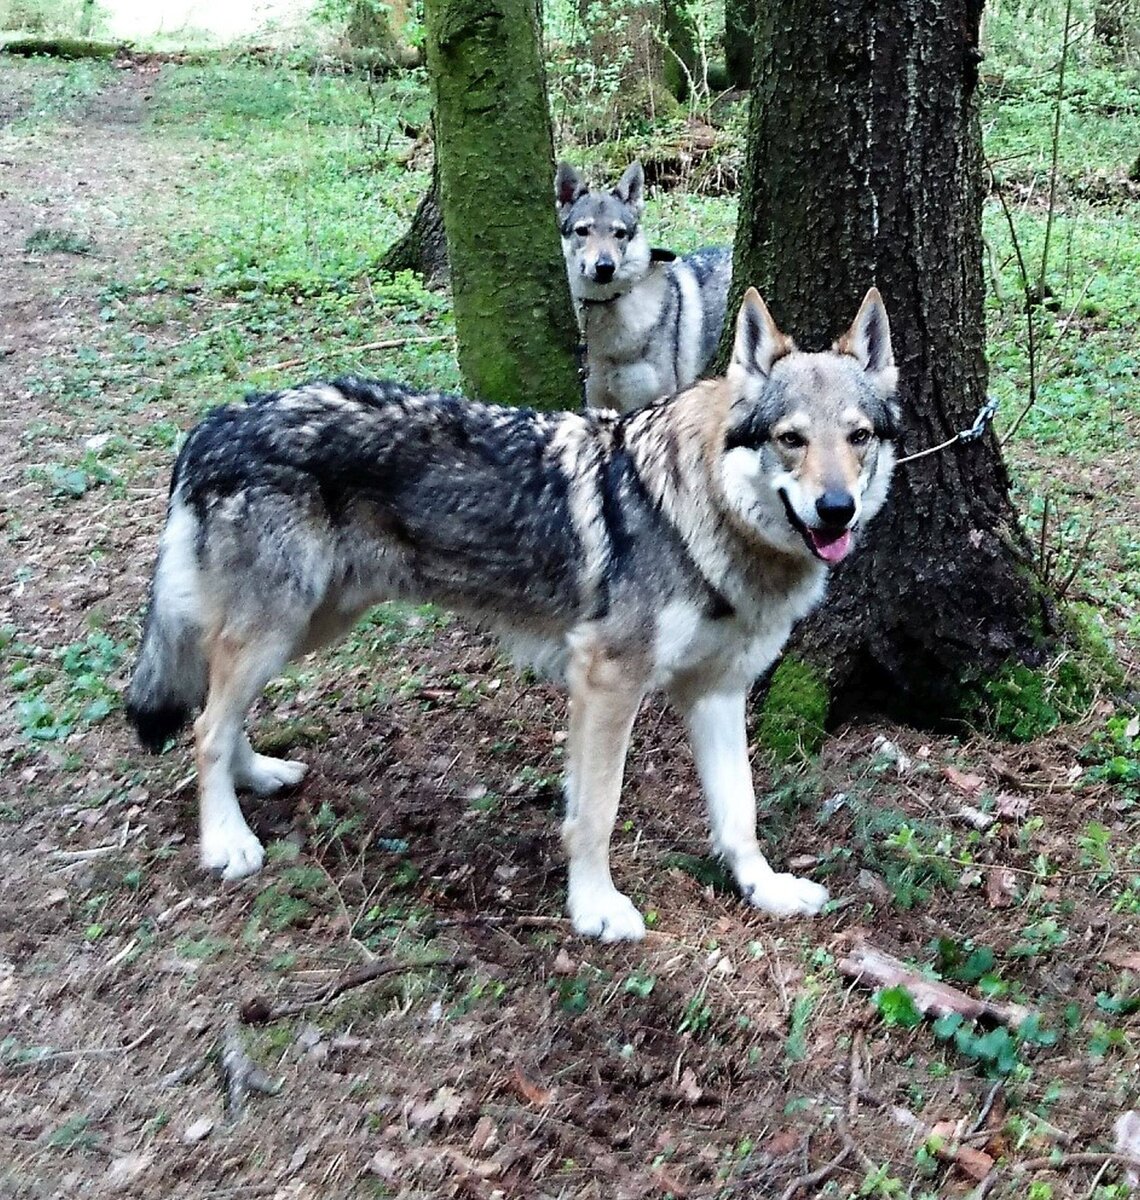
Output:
[
  {"xmin": 875, "ymin": 985, "xmax": 924, "ymax": 1029},
  {"xmin": 555, "ymin": 975, "xmax": 591, "ymax": 1016},
  {"xmin": 624, "ymin": 971, "xmax": 656, "ymax": 998},
  {"xmin": 678, "ymin": 983, "xmax": 713, "ymax": 1036},
  {"xmin": 784, "ymin": 989, "xmax": 816, "ymax": 1060},
  {"xmin": 44, "ymin": 1115, "xmax": 100, "ymax": 1153},
  {"xmin": 25, "ymin": 227, "xmax": 96, "ymax": 255}
]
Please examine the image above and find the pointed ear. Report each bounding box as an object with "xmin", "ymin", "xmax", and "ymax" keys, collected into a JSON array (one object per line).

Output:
[
  {"xmin": 732, "ymin": 288, "xmax": 793, "ymax": 378},
  {"xmin": 612, "ymin": 160, "xmax": 645, "ymax": 214},
  {"xmin": 555, "ymin": 163, "xmax": 587, "ymax": 212},
  {"xmin": 836, "ymin": 288, "xmax": 897, "ymax": 390}
]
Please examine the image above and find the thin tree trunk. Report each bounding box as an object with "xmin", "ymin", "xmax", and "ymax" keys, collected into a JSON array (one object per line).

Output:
[
  {"xmin": 724, "ymin": 0, "xmax": 754, "ymax": 88},
  {"xmin": 723, "ymin": 0, "xmax": 1058, "ymax": 720},
  {"xmin": 424, "ymin": 0, "xmax": 579, "ymax": 409}
]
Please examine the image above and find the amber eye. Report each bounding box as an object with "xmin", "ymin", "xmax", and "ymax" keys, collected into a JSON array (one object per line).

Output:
[
  {"xmin": 849, "ymin": 428, "xmax": 872, "ymax": 447},
  {"xmin": 777, "ymin": 431, "xmax": 806, "ymax": 450}
]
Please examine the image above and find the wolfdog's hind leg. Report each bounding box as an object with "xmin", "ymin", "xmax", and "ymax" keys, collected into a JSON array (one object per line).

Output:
[
  {"xmin": 561, "ymin": 640, "xmax": 648, "ymax": 942},
  {"xmin": 195, "ymin": 628, "xmax": 298, "ymax": 881}
]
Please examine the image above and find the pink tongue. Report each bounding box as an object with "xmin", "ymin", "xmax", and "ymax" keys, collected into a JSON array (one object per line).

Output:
[{"xmin": 809, "ymin": 529, "xmax": 852, "ymax": 563}]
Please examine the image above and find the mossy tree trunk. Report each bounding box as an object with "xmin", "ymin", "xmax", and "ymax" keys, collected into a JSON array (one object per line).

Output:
[
  {"xmin": 724, "ymin": 0, "xmax": 755, "ymax": 88},
  {"xmin": 722, "ymin": 0, "xmax": 1058, "ymax": 722},
  {"xmin": 424, "ymin": 0, "xmax": 579, "ymax": 409}
]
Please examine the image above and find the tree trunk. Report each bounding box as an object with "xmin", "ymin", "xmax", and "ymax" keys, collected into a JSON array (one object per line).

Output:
[
  {"xmin": 724, "ymin": 0, "xmax": 754, "ymax": 88},
  {"xmin": 662, "ymin": 0, "xmax": 701, "ymax": 100},
  {"xmin": 575, "ymin": 0, "xmax": 684, "ymax": 133},
  {"xmin": 424, "ymin": 0, "xmax": 580, "ymax": 409},
  {"xmin": 1094, "ymin": 0, "xmax": 1125, "ymax": 46},
  {"xmin": 723, "ymin": 0, "xmax": 1058, "ymax": 721},
  {"xmin": 378, "ymin": 153, "xmax": 450, "ymax": 287}
]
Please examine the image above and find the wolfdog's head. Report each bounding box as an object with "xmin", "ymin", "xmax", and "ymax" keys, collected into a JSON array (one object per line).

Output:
[
  {"xmin": 555, "ymin": 161, "xmax": 652, "ymax": 301},
  {"xmin": 717, "ymin": 288, "xmax": 901, "ymax": 565}
]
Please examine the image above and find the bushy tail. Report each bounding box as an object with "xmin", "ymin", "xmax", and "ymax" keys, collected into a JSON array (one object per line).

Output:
[{"xmin": 125, "ymin": 503, "xmax": 207, "ymax": 751}]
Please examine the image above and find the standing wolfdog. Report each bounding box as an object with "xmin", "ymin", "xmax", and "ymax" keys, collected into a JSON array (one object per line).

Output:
[
  {"xmin": 556, "ymin": 160, "xmax": 731, "ymax": 413},
  {"xmin": 126, "ymin": 288, "xmax": 899, "ymax": 941}
]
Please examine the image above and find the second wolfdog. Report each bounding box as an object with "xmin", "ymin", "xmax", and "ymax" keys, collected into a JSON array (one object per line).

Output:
[
  {"xmin": 126, "ymin": 288, "xmax": 900, "ymax": 942},
  {"xmin": 556, "ymin": 160, "xmax": 731, "ymax": 413}
]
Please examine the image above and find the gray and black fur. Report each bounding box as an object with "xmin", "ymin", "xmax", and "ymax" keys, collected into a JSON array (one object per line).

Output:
[
  {"xmin": 556, "ymin": 160, "xmax": 731, "ymax": 413},
  {"xmin": 126, "ymin": 287, "xmax": 900, "ymax": 940}
]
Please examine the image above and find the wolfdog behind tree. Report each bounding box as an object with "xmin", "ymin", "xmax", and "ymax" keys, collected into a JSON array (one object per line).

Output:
[
  {"xmin": 556, "ymin": 159, "xmax": 732, "ymax": 413},
  {"xmin": 126, "ymin": 287, "xmax": 900, "ymax": 942}
]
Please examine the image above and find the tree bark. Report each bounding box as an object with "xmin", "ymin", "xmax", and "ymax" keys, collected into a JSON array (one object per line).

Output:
[
  {"xmin": 724, "ymin": 0, "xmax": 754, "ymax": 88},
  {"xmin": 378, "ymin": 153, "xmax": 450, "ymax": 287},
  {"xmin": 722, "ymin": 0, "xmax": 1057, "ymax": 720},
  {"xmin": 424, "ymin": 0, "xmax": 580, "ymax": 409}
]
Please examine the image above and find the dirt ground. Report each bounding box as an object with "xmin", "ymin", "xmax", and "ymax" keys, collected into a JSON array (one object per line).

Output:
[{"xmin": 1, "ymin": 62, "xmax": 1139, "ymax": 1200}]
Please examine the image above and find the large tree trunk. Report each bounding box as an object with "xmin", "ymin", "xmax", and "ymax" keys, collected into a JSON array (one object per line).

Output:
[
  {"xmin": 423, "ymin": 0, "xmax": 579, "ymax": 409},
  {"xmin": 724, "ymin": 0, "xmax": 1058, "ymax": 721}
]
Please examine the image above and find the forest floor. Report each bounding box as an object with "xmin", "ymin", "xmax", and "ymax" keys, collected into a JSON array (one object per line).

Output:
[{"xmin": 1, "ymin": 52, "xmax": 1139, "ymax": 1200}]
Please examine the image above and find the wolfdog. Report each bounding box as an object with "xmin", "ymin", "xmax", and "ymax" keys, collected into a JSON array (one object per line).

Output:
[
  {"xmin": 126, "ymin": 288, "xmax": 899, "ymax": 942},
  {"xmin": 556, "ymin": 160, "xmax": 731, "ymax": 413}
]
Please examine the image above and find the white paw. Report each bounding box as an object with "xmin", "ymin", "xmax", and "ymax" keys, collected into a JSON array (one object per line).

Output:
[
  {"xmin": 738, "ymin": 866, "xmax": 829, "ymax": 918},
  {"xmin": 234, "ymin": 753, "xmax": 308, "ymax": 796},
  {"xmin": 200, "ymin": 817, "xmax": 265, "ymax": 881},
  {"xmin": 569, "ymin": 887, "xmax": 647, "ymax": 942}
]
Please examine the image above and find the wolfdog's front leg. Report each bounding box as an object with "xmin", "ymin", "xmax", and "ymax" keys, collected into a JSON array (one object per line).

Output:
[
  {"xmin": 561, "ymin": 642, "xmax": 647, "ymax": 941},
  {"xmin": 679, "ymin": 689, "xmax": 828, "ymax": 917}
]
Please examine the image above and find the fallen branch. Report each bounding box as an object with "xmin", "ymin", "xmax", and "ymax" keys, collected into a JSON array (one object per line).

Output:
[
  {"xmin": 263, "ymin": 334, "xmax": 452, "ymax": 373},
  {"xmin": 241, "ymin": 955, "xmax": 469, "ymax": 1023},
  {"xmin": 1012, "ymin": 1151, "xmax": 1140, "ymax": 1175},
  {"xmin": 839, "ymin": 941, "xmax": 1032, "ymax": 1029}
]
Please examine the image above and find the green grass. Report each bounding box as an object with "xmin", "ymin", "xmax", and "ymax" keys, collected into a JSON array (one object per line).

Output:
[{"xmin": 4, "ymin": 57, "xmax": 113, "ymax": 128}]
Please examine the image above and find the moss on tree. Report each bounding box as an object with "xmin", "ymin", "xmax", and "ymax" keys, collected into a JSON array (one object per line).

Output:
[
  {"xmin": 423, "ymin": 0, "xmax": 579, "ymax": 409},
  {"xmin": 756, "ymin": 656, "xmax": 829, "ymax": 763}
]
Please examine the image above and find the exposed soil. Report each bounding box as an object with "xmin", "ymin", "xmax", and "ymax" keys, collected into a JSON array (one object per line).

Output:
[{"xmin": 1, "ymin": 61, "xmax": 1138, "ymax": 1200}]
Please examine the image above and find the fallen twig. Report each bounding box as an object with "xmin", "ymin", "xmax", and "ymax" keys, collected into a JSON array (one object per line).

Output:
[
  {"xmin": 856, "ymin": 1088, "xmax": 994, "ymax": 1181},
  {"xmin": 9, "ymin": 1024, "xmax": 157, "ymax": 1070},
  {"xmin": 777, "ymin": 1143, "xmax": 852, "ymax": 1200},
  {"xmin": 263, "ymin": 334, "xmax": 452, "ymax": 373},
  {"xmin": 241, "ymin": 955, "xmax": 469, "ymax": 1023},
  {"xmin": 839, "ymin": 940, "xmax": 1032, "ymax": 1029}
]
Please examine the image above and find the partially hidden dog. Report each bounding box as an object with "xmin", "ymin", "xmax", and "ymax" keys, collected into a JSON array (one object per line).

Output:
[
  {"xmin": 126, "ymin": 287, "xmax": 900, "ymax": 942},
  {"xmin": 556, "ymin": 159, "xmax": 732, "ymax": 413}
]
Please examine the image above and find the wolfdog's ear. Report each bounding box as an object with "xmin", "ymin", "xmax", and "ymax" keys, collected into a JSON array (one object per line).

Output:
[
  {"xmin": 836, "ymin": 288, "xmax": 898, "ymax": 392},
  {"xmin": 612, "ymin": 161, "xmax": 645, "ymax": 214},
  {"xmin": 732, "ymin": 288, "xmax": 793, "ymax": 378},
  {"xmin": 555, "ymin": 163, "xmax": 587, "ymax": 211}
]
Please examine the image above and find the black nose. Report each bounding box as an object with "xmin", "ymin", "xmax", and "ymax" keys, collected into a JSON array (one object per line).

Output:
[
  {"xmin": 593, "ymin": 259, "xmax": 615, "ymax": 283},
  {"xmin": 816, "ymin": 490, "xmax": 856, "ymax": 527}
]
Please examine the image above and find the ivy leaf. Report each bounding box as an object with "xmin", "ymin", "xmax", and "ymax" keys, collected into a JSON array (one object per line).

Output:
[{"xmin": 876, "ymin": 985, "xmax": 923, "ymax": 1028}]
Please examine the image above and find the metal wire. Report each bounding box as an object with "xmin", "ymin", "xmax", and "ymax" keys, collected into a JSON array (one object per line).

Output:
[{"xmin": 895, "ymin": 396, "xmax": 999, "ymax": 466}]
